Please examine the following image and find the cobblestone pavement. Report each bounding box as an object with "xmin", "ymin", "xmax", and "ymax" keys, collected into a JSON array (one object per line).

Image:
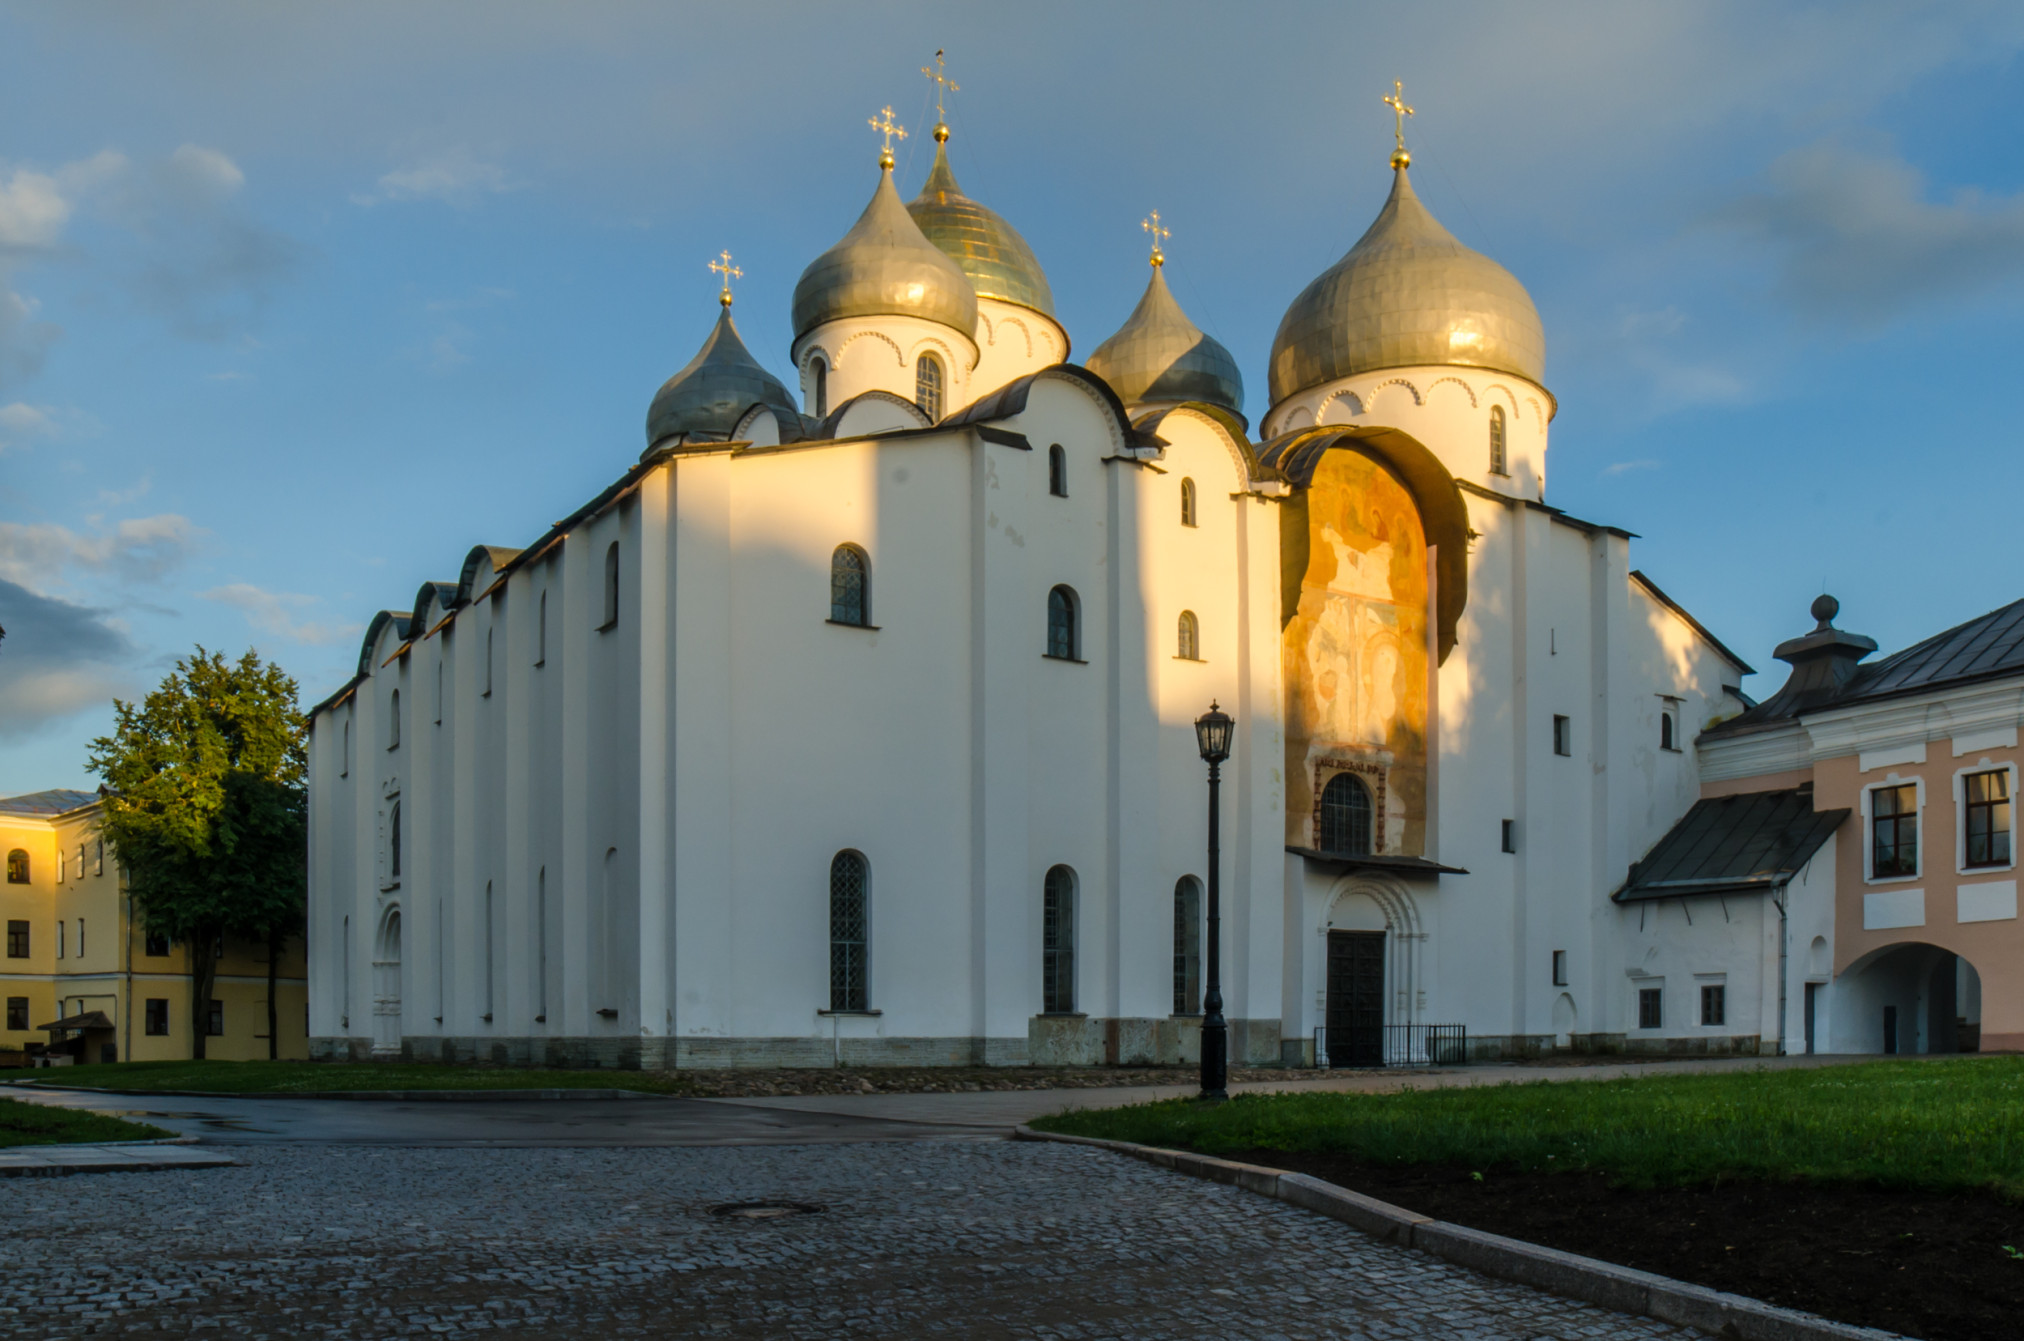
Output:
[{"xmin": 0, "ymin": 1141, "xmax": 1702, "ymax": 1339}]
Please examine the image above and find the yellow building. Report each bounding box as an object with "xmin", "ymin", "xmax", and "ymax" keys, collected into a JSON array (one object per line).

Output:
[{"xmin": 0, "ymin": 789, "xmax": 308, "ymax": 1064}]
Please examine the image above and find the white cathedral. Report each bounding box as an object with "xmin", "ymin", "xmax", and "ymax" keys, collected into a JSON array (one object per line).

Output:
[{"xmin": 306, "ymin": 96, "xmax": 1766, "ymax": 1070}]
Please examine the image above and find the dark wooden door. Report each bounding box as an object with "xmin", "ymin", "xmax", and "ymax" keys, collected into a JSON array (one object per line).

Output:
[
  {"xmin": 1803, "ymin": 983, "xmax": 1818, "ymax": 1055},
  {"xmin": 1326, "ymin": 931, "xmax": 1385, "ymax": 1067}
]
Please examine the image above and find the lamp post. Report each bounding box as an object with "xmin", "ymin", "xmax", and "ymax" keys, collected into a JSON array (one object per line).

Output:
[{"xmin": 1194, "ymin": 701, "xmax": 1233, "ymax": 1102}]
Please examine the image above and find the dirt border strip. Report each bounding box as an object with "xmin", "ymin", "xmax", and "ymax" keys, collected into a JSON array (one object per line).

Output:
[{"xmin": 1015, "ymin": 1126, "xmax": 1905, "ymax": 1341}]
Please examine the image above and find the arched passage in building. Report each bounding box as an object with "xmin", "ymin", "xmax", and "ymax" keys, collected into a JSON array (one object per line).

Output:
[
  {"xmin": 372, "ymin": 905, "xmax": 404, "ymax": 1058},
  {"xmin": 1318, "ymin": 875, "xmax": 1423, "ymax": 1066},
  {"xmin": 1832, "ymin": 942, "xmax": 1982, "ymax": 1055}
]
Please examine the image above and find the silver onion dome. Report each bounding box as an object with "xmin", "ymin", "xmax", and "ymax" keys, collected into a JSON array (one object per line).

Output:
[
  {"xmin": 647, "ymin": 300, "xmax": 800, "ymax": 445},
  {"xmin": 1268, "ymin": 165, "xmax": 1545, "ymax": 406},
  {"xmin": 906, "ymin": 130, "xmax": 1055, "ymax": 318},
  {"xmin": 1085, "ymin": 262, "xmax": 1243, "ymax": 415},
  {"xmin": 792, "ymin": 162, "xmax": 978, "ymax": 341}
]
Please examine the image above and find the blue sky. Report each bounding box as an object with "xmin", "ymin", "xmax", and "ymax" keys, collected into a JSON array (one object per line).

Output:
[{"xmin": 4, "ymin": 1, "xmax": 2024, "ymax": 793}]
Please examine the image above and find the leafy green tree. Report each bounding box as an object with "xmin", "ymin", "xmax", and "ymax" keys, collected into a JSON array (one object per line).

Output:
[{"xmin": 88, "ymin": 648, "xmax": 307, "ymax": 1060}]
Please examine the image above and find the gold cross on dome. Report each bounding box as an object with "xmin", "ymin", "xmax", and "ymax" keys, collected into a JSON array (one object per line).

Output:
[
  {"xmin": 1384, "ymin": 79, "xmax": 1415, "ymax": 166},
  {"xmin": 921, "ymin": 50, "xmax": 959, "ymax": 130},
  {"xmin": 709, "ymin": 250, "xmax": 742, "ymax": 306},
  {"xmin": 868, "ymin": 105, "xmax": 908, "ymax": 167},
  {"xmin": 1141, "ymin": 210, "xmax": 1170, "ymax": 268}
]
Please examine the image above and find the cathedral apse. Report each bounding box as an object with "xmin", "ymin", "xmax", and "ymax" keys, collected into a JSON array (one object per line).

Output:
[{"xmin": 1281, "ymin": 449, "xmax": 1431, "ymax": 857}]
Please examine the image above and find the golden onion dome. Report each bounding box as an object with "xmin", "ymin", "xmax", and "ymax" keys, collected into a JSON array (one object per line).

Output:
[
  {"xmin": 1267, "ymin": 164, "xmax": 1545, "ymax": 406},
  {"xmin": 647, "ymin": 299, "xmax": 800, "ymax": 445},
  {"xmin": 792, "ymin": 161, "xmax": 978, "ymax": 341},
  {"xmin": 905, "ymin": 130, "xmax": 1056, "ymax": 318},
  {"xmin": 1085, "ymin": 261, "xmax": 1242, "ymax": 416}
]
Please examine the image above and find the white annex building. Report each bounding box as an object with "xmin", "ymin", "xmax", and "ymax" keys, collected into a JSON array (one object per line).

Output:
[{"xmin": 307, "ymin": 97, "xmax": 1770, "ymax": 1069}]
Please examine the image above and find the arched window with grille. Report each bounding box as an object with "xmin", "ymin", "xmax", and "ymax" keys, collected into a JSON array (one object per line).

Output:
[
  {"xmin": 1173, "ymin": 876, "xmax": 1202, "ymax": 1014},
  {"xmin": 830, "ymin": 545, "xmax": 869, "ymax": 626},
  {"xmin": 1046, "ymin": 585, "xmax": 1079, "ymax": 660},
  {"xmin": 602, "ymin": 542, "xmax": 620, "ymax": 629},
  {"xmin": 1177, "ymin": 610, "xmax": 1200, "ymax": 661},
  {"xmin": 915, "ymin": 354, "xmax": 944, "ymax": 420},
  {"xmin": 1180, "ymin": 477, "xmax": 1197, "ymax": 526},
  {"xmin": 1489, "ymin": 404, "xmax": 1507, "ymax": 476},
  {"xmin": 1043, "ymin": 865, "xmax": 1076, "ymax": 1013},
  {"xmin": 830, "ymin": 851, "xmax": 869, "ymax": 1012},
  {"xmin": 1319, "ymin": 772, "xmax": 1373, "ymax": 855},
  {"xmin": 811, "ymin": 356, "xmax": 829, "ymax": 419},
  {"xmin": 5, "ymin": 849, "xmax": 26, "ymax": 884},
  {"xmin": 1048, "ymin": 443, "xmax": 1068, "ymax": 497}
]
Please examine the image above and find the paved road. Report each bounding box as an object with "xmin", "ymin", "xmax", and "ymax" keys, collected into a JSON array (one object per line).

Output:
[{"xmin": 0, "ymin": 1140, "xmax": 1704, "ymax": 1339}]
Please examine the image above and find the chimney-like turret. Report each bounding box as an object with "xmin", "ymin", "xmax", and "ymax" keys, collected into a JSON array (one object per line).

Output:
[{"xmin": 1761, "ymin": 594, "xmax": 1878, "ymax": 715}]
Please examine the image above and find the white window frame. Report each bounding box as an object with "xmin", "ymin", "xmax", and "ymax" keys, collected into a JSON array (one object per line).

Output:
[
  {"xmin": 1861, "ymin": 774, "xmax": 1925, "ymax": 885},
  {"xmin": 1631, "ymin": 975, "xmax": 1664, "ymax": 1031},
  {"xmin": 1953, "ymin": 759, "xmax": 2018, "ymax": 876},
  {"xmin": 1694, "ymin": 973, "xmax": 1728, "ymax": 1028}
]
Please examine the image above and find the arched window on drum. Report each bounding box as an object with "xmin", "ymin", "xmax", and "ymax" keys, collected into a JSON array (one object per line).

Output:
[{"xmin": 1319, "ymin": 773, "xmax": 1373, "ymax": 855}]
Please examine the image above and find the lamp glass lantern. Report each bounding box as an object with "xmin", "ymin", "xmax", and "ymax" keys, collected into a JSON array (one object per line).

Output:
[{"xmin": 1194, "ymin": 702, "xmax": 1233, "ymax": 764}]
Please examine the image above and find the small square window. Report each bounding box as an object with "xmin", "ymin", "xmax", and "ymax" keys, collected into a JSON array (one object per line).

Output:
[
  {"xmin": 1552, "ymin": 950, "xmax": 1568, "ymax": 987},
  {"xmin": 5, "ymin": 997, "xmax": 27, "ymax": 1031},
  {"xmin": 1700, "ymin": 984, "xmax": 1726, "ymax": 1027},
  {"xmin": 1638, "ymin": 986, "xmax": 1662, "ymax": 1030},
  {"xmin": 1501, "ymin": 819, "xmax": 1517, "ymax": 853},
  {"xmin": 1553, "ymin": 715, "xmax": 1572, "ymax": 757},
  {"xmin": 145, "ymin": 999, "xmax": 169, "ymax": 1036},
  {"xmin": 5, "ymin": 921, "xmax": 27, "ymax": 958}
]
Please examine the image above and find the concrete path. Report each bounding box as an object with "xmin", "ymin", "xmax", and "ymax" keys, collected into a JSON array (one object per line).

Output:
[{"xmin": 0, "ymin": 1141, "xmax": 237, "ymax": 1177}]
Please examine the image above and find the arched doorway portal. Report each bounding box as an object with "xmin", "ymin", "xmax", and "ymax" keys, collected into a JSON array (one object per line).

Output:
[
  {"xmin": 1319, "ymin": 876, "xmax": 1424, "ymax": 1066},
  {"xmin": 1833, "ymin": 942, "xmax": 1981, "ymax": 1055},
  {"xmin": 372, "ymin": 907, "xmax": 404, "ymax": 1058}
]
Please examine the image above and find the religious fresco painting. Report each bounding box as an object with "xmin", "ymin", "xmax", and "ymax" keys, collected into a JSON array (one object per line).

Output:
[{"xmin": 1282, "ymin": 448, "xmax": 1431, "ymax": 857}]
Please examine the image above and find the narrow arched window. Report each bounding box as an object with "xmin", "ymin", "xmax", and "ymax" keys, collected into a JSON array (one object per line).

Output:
[
  {"xmin": 483, "ymin": 879, "xmax": 495, "ymax": 1021},
  {"xmin": 829, "ymin": 850, "xmax": 869, "ymax": 1012},
  {"xmin": 1177, "ymin": 610, "xmax": 1200, "ymax": 661},
  {"xmin": 1043, "ymin": 865, "xmax": 1076, "ymax": 1013},
  {"xmin": 915, "ymin": 354, "xmax": 944, "ymax": 420},
  {"xmin": 1180, "ymin": 477, "xmax": 1197, "ymax": 527},
  {"xmin": 830, "ymin": 546, "xmax": 869, "ymax": 626},
  {"xmin": 5, "ymin": 849, "xmax": 27, "ymax": 884},
  {"xmin": 536, "ymin": 590, "xmax": 547, "ymax": 667},
  {"xmin": 389, "ymin": 800, "xmax": 402, "ymax": 880},
  {"xmin": 387, "ymin": 690, "xmax": 400, "ymax": 750},
  {"xmin": 1489, "ymin": 404, "xmax": 1507, "ymax": 476},
  {"xmin": 602, "ymin": 542, "xmax": 620, "ymax": 629},
  {"xmin": 1660, "ymin": 710, "xmax": 1676, "ymax": 751},
  {"xmin": 340, "ymin": 718, "xmax": 351, "ymax": 776},
  {"xmin": 433, "ymin": 660, "xmax": 443, "ymax": 723},
  {"xmin": 484, "ymin": 628, "xmax": 494, "ymax": 697},
  {"xmin": 1173, "ymin": 876, "xmax": 1202, "ymax": 1014},
  {"xmin": 1048, "ymin": 444, "xmax": 1068, "ymax": 497},
  {"xmin": 811, "ymin": 356, "xmax": 829, "ymax": 419},
  {"xmin": 535, "ymin": 867, "xmax": 548, "ymax": 1023},
  {"xmin": 1319, "ymin": 773, "xmax": 1374, "ymax": 855},
  {"xmin": 1046, "ymin": 585, "xmax": 1079, "ymax": 660}
]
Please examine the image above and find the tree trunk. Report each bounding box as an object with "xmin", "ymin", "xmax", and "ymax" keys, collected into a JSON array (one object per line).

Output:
[
  {"xmin": 267, "ymin": 929, "xmax": 280, "ymax": 1061},
  {"xmin": 191, "ymin": 934, "xmax": 217, "ymax": 1063}
]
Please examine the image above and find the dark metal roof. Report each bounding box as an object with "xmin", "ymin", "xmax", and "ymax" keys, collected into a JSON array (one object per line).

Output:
[
  {"xmin": 0, "ymin": 789, "xmax": 98, "ymax": 816},
  {"xmin": 1614, "ymin": 787, "xmax": 1846, "ymax": 903},
  {"xmin": 1287, "ymin": 847, "xmax": 1468, "ymax": 877},
  {"xmin": 37, "ymin": 1010, "xmax": 116, "ymax": 1033}
]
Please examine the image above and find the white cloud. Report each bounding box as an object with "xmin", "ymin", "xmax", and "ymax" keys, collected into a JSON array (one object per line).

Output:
[
  {"xmin": 0, "ymin": 401, "xmax": 57, "ymax": 451},
  {"xmin": 360, "ymin": 147, "xmax": 517, "ymax": 206},
  {"xmin": 0, "ymin": 285, "xmax": 59, "ymax": 390},
  {"xmin": 201, "ymin": 582, "xmax": 361, "ymax": 645},
  {"xmin": 0, "ymin": 578, "xmax": 136, "ymax": 740},
  {"xmin": 0, "ymin": 514, "xmax": 203, "ymax": 590},
  {"xmin": 0, "ymin": 168, "xmax": 70, "ymax": 249}
]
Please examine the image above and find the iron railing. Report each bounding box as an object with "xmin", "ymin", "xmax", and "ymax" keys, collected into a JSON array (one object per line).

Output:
[{"xmin": 1315, "ymin": 1022, "xmax": 1468, "ymax": 1069}]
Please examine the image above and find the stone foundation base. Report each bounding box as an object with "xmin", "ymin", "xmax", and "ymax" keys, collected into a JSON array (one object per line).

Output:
[{"xmin": 1026, "ymin": 1016, "xmax": 1282, "ymax": 1068}]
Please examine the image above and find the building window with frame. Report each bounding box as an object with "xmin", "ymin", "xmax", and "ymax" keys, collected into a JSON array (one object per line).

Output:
[
  {"xmin": 5, "ymin": 849, "xmax": 25, "ymax": 884},
  {"xmin": 205, "ymin": 999, "xmax": 224, "ymax": 1037},
  {"xmin": 1965, "ymin": 769, "xmax": 2011, "ymax": 869},
  {"xmin": 1318, "ymin": 773, "xmax": 1373, "ymax": 855},
  {"xmin": 1660, "ymin": 705, "xmax": 1679, "ymax": 752},
  {"xmin": 1176, "ymin": 610, "xmax": 1200, "ymax": 661},
  {"xmin": 145, "ymin": 931, "xmax": 170, "ymax": 957},
  {"xmin": 388, "ymin": 689, "xmax": 400, "ymax": 750},
  {"xmin": 1048, "ymin": 444, "xmax": 1068, "ymax": 497},
  {"xmin": 1173, "ymin": 876, "xmax": 1202, "ymax": 1015},
  {"xmin": 57, "ymin": 920, "xmax": 64, "ymax": 960},
  {"xmin": 1700, "ymin": 983, "xmax": 1726, "ymax": 1027},
  {"xmin": 6, "ymin": 921, "xmax": 27, "ymax": 958},
  {"xmin": 1552, "ymin": 949, "xmax": 1568, "ymax": 986},
  {"xmin": 1871, "ymin": 782, "xmax": 1919, "ymax": 878},
  {"xmin": 76, "ymin": 919, "xmax": 84, "ymax": 958},
  {"xmin": 484, "ymin": 628, "xmax": 494, "ymax": 697},
  {"xmin": 1638, "ymin": 986, "xmax": 1662, "ymax": 1029},
  {"xmin": 94, "ymin": 840, "xmax": 104, "ymax": 877},
  {"xmin": 1180, "ymin": 477, "xmax": 1197, "ymax": 527},
  {"xmin": 388, "ymin": 800, "xmax": 403, "ymax": 885},
  {"xmin": 1553, "ymin": 715, "xmax": 1572, "ymax": 756},
  {"xmin": 1042, "ymin": 865, "xmax": 1077, "ymax": 1013},
  {"xmin": 341, "ymin": 717, "xmax": 351, "ymax": 775},
  {"xmin": 1489, "ymin": 404, "xmax": 1507, "ymax": 476},
  {"xmin": 829, "ymin": 850, "xmax": 869, "ymax": 1012},
  {"xmin": 830, "ymin": 545, "xmax": 870, "ymax": 626},
  {"xmin": 435, "ymin": 658, "xmax": 444, "ymax": 723},
  {"xmin": 5, "ymin": 997, "xmax": 27, "ymax": 1031},
  {"xmin": 601, "ymin": 541, "xmax": 620, "ymax": 629},
  {"xmin": 915, "ymin": 354, "xmax": 944, "ymax": 420},
  {"xmin": 145, "ymin": 998, "xmax": 169, "ymax": 1036},
  {"xmin": 1046, "ymin": 585, "xmax": 1079, "ymax": 660},
  {"xmin": 811, "ymin": 355, "xmax": 829, "ymax": 420},
  {"xmin": 536, "ymin": 590, "xmax": 547, "ymax": 667}
]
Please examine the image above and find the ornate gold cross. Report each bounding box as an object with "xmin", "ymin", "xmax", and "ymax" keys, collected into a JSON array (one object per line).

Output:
[
  {"xmin": 868, "ymin": 105, "xmax": 908, "ymax": 168},
  {"xmin": 709, "ymin": 250, "xmax": 742, "ymax": 306},
  {"xmin": 1142, "ymin": 210, "xmax": 1170, "ymax": 268},
  {"xmin": 921, "ymin": 50, "xmax": 959, "ymax": 134},
  {"xmin": 1384, "ymin": 79, "xmax": 1414, "ymax": 167}
]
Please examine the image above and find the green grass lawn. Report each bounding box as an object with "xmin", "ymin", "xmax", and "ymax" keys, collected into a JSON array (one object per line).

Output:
[
  {"xmin": 1033, "ymin": 1057, "xmax": 2024, "ymax": 1196},
  {"xmin": 0, "ymin": 1097, "xmax": 173, "ymax": 1148},
  {"xmin": 12, "ymin": 1059, "xmax": 694, "ymax": 1095}
]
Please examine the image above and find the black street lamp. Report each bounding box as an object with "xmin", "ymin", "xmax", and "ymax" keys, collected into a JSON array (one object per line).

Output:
[{"xmin": 1194, "ymin": 701, "xmax": 1234, "ymax": 1102}]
